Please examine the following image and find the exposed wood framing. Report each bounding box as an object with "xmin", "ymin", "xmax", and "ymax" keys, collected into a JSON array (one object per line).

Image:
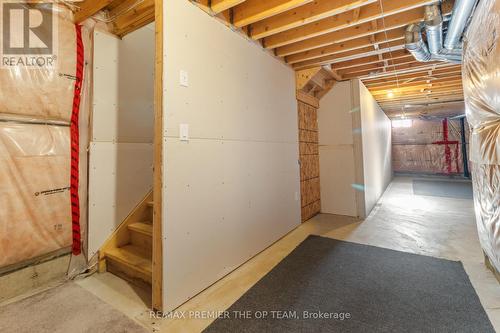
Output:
[
  {"xmin": 98, "ymin": 192, "xmax": 153, "ymax": 273},
  {"xmin": 190, "ymin": 0, "xmax": 462, "ymax": 117},
  {"xmin": 251, "ymin": 0, "xmax": 376, "ymax": 40},
  {"xmin": 111, "ymin": 0, "xmax": 155, "ymax": 37},
  {"xmin": 152, "ymin": 0, "xmax": 163, "ymax": 312},
  {"xmin": 233, "ymin": 0, "xmax": 314, "ymax": 27},
  {"xmin": 296, "ymin": 90, "xmax": 319, "ymax": 108},
  {"xmin": 74, "ymin": 0, "xmax": 114, "ymax": 23},
  {"xmin": 72, "ymin": 0, "xmax": 156, "ymax": 38},
  {"xmin": 211, "ymin": 0, "xmax": 247, "ymax": 14},
  {"xmin": 296, "ymin": 67, "xmax": 321, "ymax": 90}
]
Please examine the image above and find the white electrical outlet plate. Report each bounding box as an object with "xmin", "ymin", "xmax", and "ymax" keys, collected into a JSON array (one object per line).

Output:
[
  {"xmin": 180, "ymin": 124, "xmax": 189, "ymax": 141},
  {"xmin": 180, "ymin": 70, "xmax": 189, "ymax": 87}
]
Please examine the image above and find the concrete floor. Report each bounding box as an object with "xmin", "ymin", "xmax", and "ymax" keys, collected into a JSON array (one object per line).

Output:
[{"xmin": 5, "ymin": 176, "xmax": 499, "ymax": 332}]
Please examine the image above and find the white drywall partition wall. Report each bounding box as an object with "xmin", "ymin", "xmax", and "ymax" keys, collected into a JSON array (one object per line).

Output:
[
  {"xmin": 88, "ymin": 26, "xmax": 154, "ymax": 258},
  {"xmin": 318, "ymin": 81, "xmax": 359, "ymax": 217},
  {"xmin": 357, "ymin": 81, "xmax": 392, "ymax": 216},
  {"xmin": 163, "ymin": 0, "xmax": 301, "ymax": 310}
]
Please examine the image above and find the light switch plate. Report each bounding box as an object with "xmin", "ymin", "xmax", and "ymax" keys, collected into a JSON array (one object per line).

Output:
[
  {"xmin": 180, "ymin": 70, "xmax": 189, "ymax": 87},
  {"xmin": 180, "ymin": 124, "xmax": 189, "ymax": 141}
]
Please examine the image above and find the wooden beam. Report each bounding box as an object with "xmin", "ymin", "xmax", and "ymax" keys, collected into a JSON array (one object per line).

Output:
[
  {"xmin": 323, "ymin": 66, "xmax": 343, "ymax": 81},
  {"xmin": 296, "ymin": 90, "xmax": 319, "ymax": 108},
  {"xmin": 152, "ymin": 0, "xmax": 163, "ymax": 312},
  {"xmin": 264, "ymin": 0, "xmax": 442, "ymax": 50},
  {"xmin": 112, "ymin": 0, "xmax": 155, "ymax": 33},
  {"xmin": 337, "ymin": 55, "xmax": 417, "ymax": 76},
  {"xmin": 274, "ymin": 7, "xmax": 426, "ymax": 57},
  {"xmin": 363, "ymin": 70, "xmax": 462, "ymax": 86},
  {"xmin": 380, "ymin": 96, "xmax": 465, "ymax": 106},
  {"xmin": 368, "ymin": 76, "xmax": 463, "ymax": 90},
  {"xmin": 74, "ymin": 0, "xmax": 114, "ymax": 23},
  {"xmin": 232, "ymin": 0, "xmax": 314, "ymax": 27},
  {"xmin": 114, "ymin": 11, "xmax": 155, "ymax": 37},
  {"xmin": 377, "ymin": 89, "xmax": 464, "ymax": 100},
  {"xmin": 293, "ymin": 40, "xmax": 405, "ymax": 70},
  {"xmin": 335, "ymin": 49, "xmax": 410, "ymax": 69},
  {"xmin": 287, "ymin": 26, "xmax": 405, "ymax": 64},
  {"xmin": 250, "ymin": 0, "xmax": 376, "ymax": 40},
  {"xmin": 371, "ymin": 83, "xmax": 463, "ymax": 97},
  {"xmin": 352, "ymin": 6, "xmax": 362, "ymax": 22},
  {"xmin": 296, "ymin": 67, "xmax": 321, "ymax": 90},
  {"xmin": 354, "ymin": 63, "xmax": 459, "ymax": 80},
  {"xmin": 211, "ymin": 0, "xmax": 247, "ymax": 14},
  {"xmin": 362, "ymin": 66, "xmax": 462, "ymax": 84}
]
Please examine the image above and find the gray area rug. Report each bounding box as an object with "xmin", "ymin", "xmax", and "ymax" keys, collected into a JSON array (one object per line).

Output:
[
  {"xmin": 204, "ymin": 236, "xmax": 494, "ymax": 333},
  {"xmin": 413, "ymin": 179, "xmax": 473, "ymax": 199},
  {"xmin": 0, "ymin": 282, "xmax": 147, "ymax": 333}
]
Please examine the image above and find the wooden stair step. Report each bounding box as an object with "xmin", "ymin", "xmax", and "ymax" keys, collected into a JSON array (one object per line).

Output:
[
  {"xmin": 105, "ymin": 245, "xmax": 152, "ymax": 277},
  {"xmin": 147, "ymin": 201, "xmax": 154, "ymax": 207},
  {"xmin": 128, "ymin": 222, "xmax": 152, "ymax": 236}
]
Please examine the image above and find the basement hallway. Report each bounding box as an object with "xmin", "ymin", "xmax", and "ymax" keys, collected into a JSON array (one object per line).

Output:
[{"xmin": 58, "ymin": 176, "xmax": 499, "ymax": 332}]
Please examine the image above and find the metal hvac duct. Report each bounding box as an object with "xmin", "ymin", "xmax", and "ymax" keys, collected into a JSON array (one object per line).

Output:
[
  {"xmin": 444, "ymin": 0, "xmax": 478, "ymax": 50},
  {"xmin": 424, "ymin": 4, "xmax": 463, "ymax": 63},
  {"xmin": 405, "ymin": 24, "xmax": 432, "ymax": 62},
  {"xmin": 406, "ymin": 1, "xmax": 477, "ymax": 64},
  {"xmin": 424, "ymin": 5, "xmax": 443, "ymax": 56}
]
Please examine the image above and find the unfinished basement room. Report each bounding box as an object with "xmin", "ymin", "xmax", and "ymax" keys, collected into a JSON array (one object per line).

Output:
[{"xmin": 1, "ymin": 0, "xmax": 499, "ymax": 332}]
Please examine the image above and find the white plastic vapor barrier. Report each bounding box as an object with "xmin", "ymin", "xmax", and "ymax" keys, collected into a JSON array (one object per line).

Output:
[
  {"xmin": 0, "ymin": 4, "xmax": 76, "ymax": 122},
  {"xmin": 0, "ymin": 123, "xmax": 72, "ymax": 268},
  {"xmin": 463, "ymin": 0, "xmax": 500, "ymax": 272}
]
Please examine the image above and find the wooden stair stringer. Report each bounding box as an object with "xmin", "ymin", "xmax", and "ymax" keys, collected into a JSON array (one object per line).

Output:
[{"xmin": 98, "ymin": 190, "xmax": 153, "ymax": 273}]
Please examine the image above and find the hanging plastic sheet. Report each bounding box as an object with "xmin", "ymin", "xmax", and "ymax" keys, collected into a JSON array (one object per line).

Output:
[
  {"xmin": 463, "ymin": 0, "xmax": 500, "ymax": 272},
  {"xmin": 392, "ymin": 118, "xmax": 467, "ymax": 174},
  {"xmin": 0, "ymin": 123, "xmax": 72, "ymax": 268},
  {"xmin": 392, "ymin": 144, "xmax": 464, "ymax": 174}
]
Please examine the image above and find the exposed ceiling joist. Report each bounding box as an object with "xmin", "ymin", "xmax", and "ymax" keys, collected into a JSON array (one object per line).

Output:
[
  {"xmin": 368, "ymin": 78, "xmax": 463, "ymax": 92},
  {"xmin": 287, "ymin": 26, "xmax": 405, "ymax": 64},
  {"xmin": 74, "ymin": 0, "xmax": 114, "ymax": 23},
  {"xmin": 190, "ymin": 0, "xmax": 465, "ymax": 118},
  {"xmin": 371, "ymin": 83, "xmax": 464, "ymax": 97},
  {"xmin": 250, "ymin": 0, "xmax": 376, "ymax": 40},
  {"xmin": 293, "ymin": 41, "xmax": 406, "ymax": 70},
  {"xmin": 211, "ymin": 0, "xmax": 247, "ymax": 14},
  {"xmin": 363, "ymin": 67, "xmax": 462, "ymax": 85},
  {"xmin": 356, "ymin": 63, "xmax": 461, "ymax": 80},
  {"xmin": 339, "ymin": 56, "xmax": 421, "ymax": 77},
  {"xmin": 333, "ymin": 49, "xmax": 410, "ymax": 70},
  {"xmin": 112, "ymin": 0, "xmax": 155, "ymax": 36},
  {"xmin": 232, "ymin": 0, "xmax": 314, "ymax": 27},
  {"xmin": 265, "ymin": 0, "xmax": 444, "ymax": 50}
]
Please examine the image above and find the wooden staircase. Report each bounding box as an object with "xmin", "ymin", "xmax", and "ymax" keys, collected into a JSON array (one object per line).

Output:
[{"xmin": 99, "ymin": 193, "xmax": 154, "ymax": 290}]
